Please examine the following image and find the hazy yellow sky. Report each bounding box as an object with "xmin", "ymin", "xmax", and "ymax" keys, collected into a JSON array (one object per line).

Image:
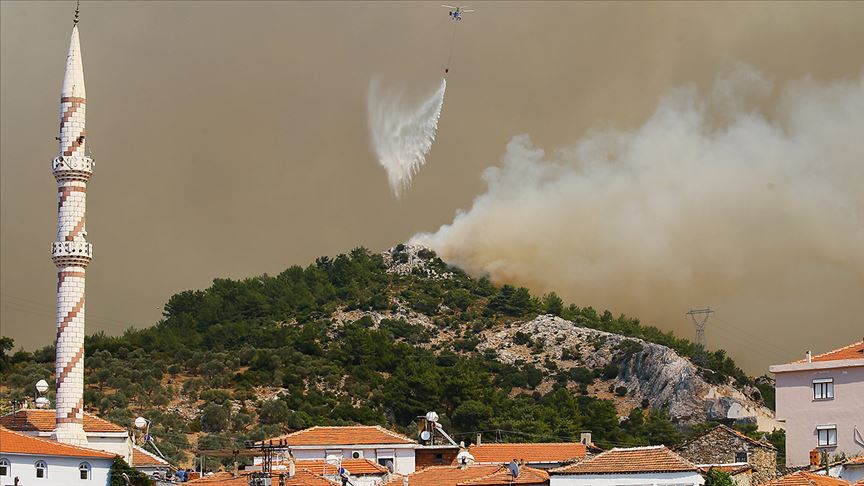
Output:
[{"xmin": 2, "ymin": 1, "xmax": 862, "ymax": 373}]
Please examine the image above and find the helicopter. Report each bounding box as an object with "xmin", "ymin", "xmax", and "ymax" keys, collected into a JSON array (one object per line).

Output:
[{"xmin": 442, "ymin": 5, "xmax": 475, "ymax": 21}]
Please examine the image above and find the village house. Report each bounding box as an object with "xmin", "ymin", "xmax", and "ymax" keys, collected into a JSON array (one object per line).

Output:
[
  {"xmin": 0, "ymin": 426, "xmax": 115, "ymax": 486},
  {"xmin": 258, "ymin": 425, "xmax": 421, "ymax": 475},
  {"xmin": 769, "ymin": 340, "xmax": 864, "ymax": 466},
  {"xmin": 548, "ymin": 445, "xmax": 705, "ymax": 486},
  {"xmin": 675, "ymin": 424, "xmax": 777, "ymax": 484},
  {"xmin": 0, "ymin": 408, "xmax": 174, "ymax": 477}
]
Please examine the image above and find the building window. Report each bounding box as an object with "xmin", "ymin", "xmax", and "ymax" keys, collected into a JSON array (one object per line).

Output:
[
  {"xmin": 377, "ymin": 449, "xmax": 395, "ymax": 472},
  {"xmin": 735, "ymin": 451, "xmax": 747, "ymax": 463},
  {"xmin": 0, "ymin": 458, "xmax": 9, "ymax": 476},
  {"xmin": 35, "ymin": 460, "xmax": 47, "ymax": 479},
  {"xmin": 817, "ymin": 425, "xmax": 838, "ymax": 447},
  {"xmin": 813, "ymin": 378, "xmax": 834, "ymax": 400},
  {"xmin": 79, "ymin": 462, "xmax": 91, "ymax": 480}
]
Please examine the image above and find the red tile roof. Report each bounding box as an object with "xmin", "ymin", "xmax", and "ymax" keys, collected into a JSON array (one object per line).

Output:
[
  {"xmin": 0, "ymin": 426, "xmax": 116, "ymax": 459},
  {"xmin": 0, "ymin": 409, "xmax": 126, "ymax": 433},
  {"xmin": 458, "ymin": 465, "xmax": 550, "ymax": 485},
  {"xmin": 759, "ymin": 471, "xmax": 849, "ymax": 486},
  {"xmin": 293, "ymin": 458, "xmax": 388, "ymax": 475},
  {"xmin": 468, "ymin": 443, "xmax": 587, "ymax": 464},
  {"xmin": 266, "ymin": 425, "xmax": 416, "ymax": 446},
  {"xmin": 186, "ymin": 469, "xmax": 336, "ymax": 486},
  {"xmin": 132, "ymin": 445, "xmax": 172, "ymax": 468},
  {"xmin": 847, "ymin": 456, "xmax": 864, "ymax": 465},
  {"xmin": 796, "ymin": 341, "xmax": 864, "ymax": 363},
  {"xmin": 551, "ymin": 446, "xmax": 698, "ymax": 475},
  {"xmin": 406, "ymin": 465, "xmax": 503, "ymax": 486}
]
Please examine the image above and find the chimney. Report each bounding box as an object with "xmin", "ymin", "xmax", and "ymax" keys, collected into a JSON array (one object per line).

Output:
[
  {"xmin": 403, "ymin": 477, "xmax": 409, "ymax": 486},
  {"xmin": 289, "ymin": 460, "xmax": 295, "ymax": 478},
  {"xmin": 580, "ymin": 431, "xmax": 592, "ymax": 446},
  {"xmin": 809, "ymin": 449, "xmax": 820, "ymax": 467},
  {"xmin": 806, "ymin": 351, "xmax": 812, "ymax": 363},
  {"xmin": 476, "ymin": 433, "xmax": 482, "ymax": 446}
]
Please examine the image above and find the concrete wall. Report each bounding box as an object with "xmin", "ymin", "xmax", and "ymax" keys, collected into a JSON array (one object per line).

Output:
[
  {"xmin": 773, "ymin": 364, "xmax": 864, "ymax": 466},
  {"xmin": 0, "ymin": 453, "xmax": 112, "ymax": 486},
  {"xmin": 550, "ymin": 471, "xmax": 705, "ymax": 486}
]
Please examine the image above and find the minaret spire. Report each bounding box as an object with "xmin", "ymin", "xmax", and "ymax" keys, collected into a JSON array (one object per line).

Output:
[{"xmin": 51, "ymin": 8, "xmax": 92, "ymax": 446}]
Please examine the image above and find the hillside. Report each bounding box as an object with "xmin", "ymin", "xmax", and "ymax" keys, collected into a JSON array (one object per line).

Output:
[{"xmin": 0, "ymin": 244, "xmax": 780, "ymax": 466}]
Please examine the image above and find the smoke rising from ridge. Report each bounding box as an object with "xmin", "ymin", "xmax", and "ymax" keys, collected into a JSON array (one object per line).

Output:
[
  {"xmin": 368, "ymin": 78, "xmax": 447, "ymax": 197},
  {"xmin": 414, "ymin": 68, "xmax": 864, "ymax": 363}
]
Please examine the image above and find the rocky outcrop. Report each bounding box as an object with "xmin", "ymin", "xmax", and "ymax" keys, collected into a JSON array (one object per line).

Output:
[
  {"xmin": 478, "ymin": 315, "xmax": 779, "ymax": 428},
  {"xmin": 382, "ymin": 244, "xmax": 454, "ymax": 279}
]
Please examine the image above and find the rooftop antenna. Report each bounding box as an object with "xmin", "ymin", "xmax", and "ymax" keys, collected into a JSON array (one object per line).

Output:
[
  {"xmin": 73, "ymin": 0, "xmax": 80, "ymax": 25},
  {"xmin": 686, "ymin": 307, "xmax": 714, "ymax": 347}
]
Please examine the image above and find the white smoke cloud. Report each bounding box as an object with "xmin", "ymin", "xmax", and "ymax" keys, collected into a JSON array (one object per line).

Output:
[
  {"xmin": 413, "ymin": 67, "xmax": 864, "ymax": 361},
  {"xmin": 368, "ymin": 78, "xmax": 447, "ymax": 197}
]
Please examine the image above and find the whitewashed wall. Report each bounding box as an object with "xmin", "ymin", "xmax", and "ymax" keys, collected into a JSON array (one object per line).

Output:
[
  {"xmin": 550, "ymin": 470, "xmax": 706, "ymax": 486},
  {"xmin": 0, "ymin": 454, "xmax": 112, "ymax": 486}
]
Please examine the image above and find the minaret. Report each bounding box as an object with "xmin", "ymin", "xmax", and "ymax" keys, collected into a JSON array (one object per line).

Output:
[{"xmin": 51, "ymin": 5, "xmax": 92, "ymax": 446}]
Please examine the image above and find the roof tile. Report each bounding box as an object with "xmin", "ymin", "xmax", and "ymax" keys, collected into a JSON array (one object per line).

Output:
[
  {"xmin": 794, "ymin": 341, "xmax": 864, "ymax": 364},
  {"xmin": 468, "ymin": 443, "xmax": 587, "ymax": 464},
  {"xmin": 293, "ymin": 458, "xmax": 388, "ymax": 475},
  {"xmin": 266, "ymin": 425, "xmax": 415, "ymax": 446},
  {"xmin": 186, "ymin": 469, "xmax": 335, "ymax": 486},
  {"xmin": 0, "ymin": 426, "xmax": 116, "ymax": 459},
  {"xmin": 406, "ymin": 465, "xmax": 502, "ymax": 486},
  {"xmin": 0, "ymin": 409, "xmax": 126, "ymax": 433},
  {"xmin": 132, "ymin": 445, "xmax": 172, "ymax": 468},
  {"xmin": 551, "ymin": 446, "xmax": 698, "ymax": 475},
  {"xmin": 457, "ymin": 465, "xmax": 549, "ymax": 485},
  {"xmin": 759, "ymin": 471, "xmax": 849, "ymax": 486}
]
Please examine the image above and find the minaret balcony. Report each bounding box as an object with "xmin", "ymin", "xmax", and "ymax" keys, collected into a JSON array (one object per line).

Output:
[
  {"xmin": 52, "ymin": 155, "xmax": 93, "ymax": 182},
  {"xmin": 52, "ymin": 240, "xmax": 92, "ymax": 266}
]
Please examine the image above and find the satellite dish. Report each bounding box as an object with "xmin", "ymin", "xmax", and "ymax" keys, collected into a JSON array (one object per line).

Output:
[
  {"xmin": 425, "ymin": 411, "xmax": 439, "ymax": 423},
  {"xmin": 35, "ymin": 397, "xmax": 50, "ymax": 409},
  {"xmin": 508, "ymin": 460, "xmax": 520, "ymax": 478},
  {"xmin": 420, "ymin": 430, "xmax": 432, "ymax": 441},
  {"xmin": 134, "ymin": 417, "xmax": 148, "ymax": 429},
  {"xmin": 35, "ymin": 379, "xmax": 49, "ymax": 394}
]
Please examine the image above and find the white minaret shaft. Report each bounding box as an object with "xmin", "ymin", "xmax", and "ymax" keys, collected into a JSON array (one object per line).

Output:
[{"xmin": 52, "ymin": 22, "xmax": 92, "ymax": 446}]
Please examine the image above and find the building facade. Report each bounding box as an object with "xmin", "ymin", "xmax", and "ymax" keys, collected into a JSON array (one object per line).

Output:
[
  {"xmin": 769, "ymin": 341, "xmax": 864, "ymax": 466},
  {"xmin": 675, "ymin": 424, "xmax": 776, "ymax": 484},
  {"xmin": 549, "ymin": 446, "xmax": 705, "ymax": 486},
  {"xmin": 0, "ymin": 427, "xmax": 114, "ymax": 486}
]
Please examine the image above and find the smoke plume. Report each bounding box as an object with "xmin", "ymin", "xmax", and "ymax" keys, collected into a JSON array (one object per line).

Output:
[
  {"xmin": 368, "ymin": 78, "xmax": 447, "ymax": 197},
  {"xmin": 414, "ymin": 67, "xmax": 864, "ymax": 363}
]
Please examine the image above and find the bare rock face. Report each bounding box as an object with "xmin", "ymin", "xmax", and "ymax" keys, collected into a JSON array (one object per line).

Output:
[
  {"xmin": 382, "ymin": 244, "xmax": 454, "ymax": 279},
  {"xmin": 478, "ymin": 315, "xmax": 779, "ymax": 429}
]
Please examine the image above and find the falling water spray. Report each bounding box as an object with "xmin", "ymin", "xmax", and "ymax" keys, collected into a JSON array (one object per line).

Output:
[{"xmin": 368, "ymin": 78, "xmax": 447, "ymax": 197}]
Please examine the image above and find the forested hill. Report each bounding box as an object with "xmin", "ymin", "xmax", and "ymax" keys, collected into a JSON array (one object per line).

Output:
[{"xmin": 0, "ymin": 245, "xmax": 780, "ymax": 466}]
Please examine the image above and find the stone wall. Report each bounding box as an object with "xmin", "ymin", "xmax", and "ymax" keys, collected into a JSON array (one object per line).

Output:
[{"xmin": 676, "ymin": 426, "xmax": 776, "ymax": 485}]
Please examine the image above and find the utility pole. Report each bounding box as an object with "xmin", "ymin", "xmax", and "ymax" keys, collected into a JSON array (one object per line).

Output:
[{"xmin": 686, "ymin": 307, "xmax": 714, "ymax": 347}]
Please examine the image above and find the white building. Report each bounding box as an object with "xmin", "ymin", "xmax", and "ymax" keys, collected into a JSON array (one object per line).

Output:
[
  {"xmin": 0, "ymin": 426, "xmax": 115, "ymax": 486},
  {"xmin": 1, "ymin": 409, "xmax": 132, "ymax": 464},
  {"xmin": 256, "ymin": 425, "xmax": 419, "ymax": 475},
  {"xmin": 0, "ymin": 409, "xmax": 174, "ymax": 476},
  {"xmin": 769, "ymin": 340, "xmax": 864, "ymax": 466},
  {"xmin": 549, "ymin": 445, "xmax": 705, "ymax": 486}
]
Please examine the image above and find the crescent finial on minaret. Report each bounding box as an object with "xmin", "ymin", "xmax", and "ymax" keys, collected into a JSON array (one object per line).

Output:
[{"xmin": 73, "ymin": 0, "xmax": 80, "ymax": 25}]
